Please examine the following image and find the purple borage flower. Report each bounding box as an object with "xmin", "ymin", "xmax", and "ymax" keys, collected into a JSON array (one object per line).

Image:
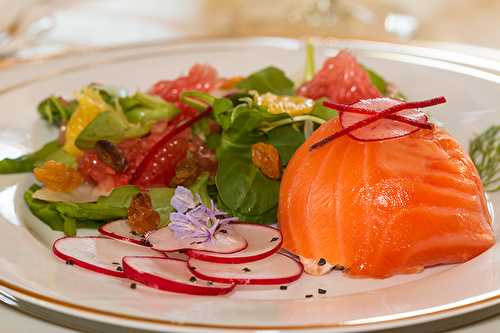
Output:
[{"xmin": 168, "ymin": 186, "xmax": 238, "ymax": 242}]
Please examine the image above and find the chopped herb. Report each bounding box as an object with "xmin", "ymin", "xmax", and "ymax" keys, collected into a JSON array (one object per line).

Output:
[
  {"xmin": 305, "ymin": 294, "xmax": 313, "ymax": 298},
  {"xmin": 130, "ymin": 231, "xmax": 138, "ymax": 236},
  {"xmin": 112, "ymin": 262, "xmax": 120, "ymax": 265},
  {"xmin": 179, "ymin": 250, "xmax": 187, "ymax": 254},
  {"xmin": 65, "ymin": 260, "xmax": 74, "ymax": 265},
  {"xmin": 116, "ymin": 266, "xmax": 123, "ymax": 272},
  {"xmin": 280, "ymin": 285, "xmax": 288, "ymax": 290},
  {"xmin": 318, "ymin": 288, "xmax": 327, "ymax": 294},
  {"xmin": 207, "ymin": 281, "xmax": 214, "ymax": 286},
  {"xmin": 242, "ymin": 267, "xmax": 251, "ymax": 272},
  {"xmin": 333, "ymin": 265, "xmax": 345, "ymax": 271},
  {"xmin": 190, "ymin": 276, "xmax": 197, "ymax": 282},
  {"xmin": 318, "ymin": 258, "xmax": 326, "ymax": 266},
  {"xmin": 270, "ymin": 237, "xmax": 279, "ymax": 242},
  {"xmin": 130, "ymin": 283, "xmax": 137, "ymax": 289},
  {"xmin": 219, "ymin": 229, "xmax": 228, "ymax": 234},
  {"xmin": 189, "ymin": 241, "xmax": 204, "ymax": 245}
]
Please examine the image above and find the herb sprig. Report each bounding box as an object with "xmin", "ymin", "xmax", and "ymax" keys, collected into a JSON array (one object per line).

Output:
[{"xmin": 469, "ymin": 125, "xmax": 499, "ymax": 192}]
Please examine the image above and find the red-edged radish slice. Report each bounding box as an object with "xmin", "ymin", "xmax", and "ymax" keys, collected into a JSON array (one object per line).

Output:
[
  {"xmin": 165, "ymin": 251, "xmax": 190, "ymax": 261},
  {"xmin": 52, "ymin": 236, "xmax": 164, "ymax": 277},
  {"xmin": 188, "ymin": 253, "xmax": 303, "ymax": 285},
  {"xmin": 340, "ymin": 98, "xmax": 429, "ymax": 141},
  {"xmin": 98, "ymin": 219, "xmax": 146, "ymax": 246},
  {"xmin": 122, "ymin": 256, "xmax": 235, "ymax": 295},
  {"xmin": 187, "ymin": 223, "xmax": 282, "ymax": 263},
  {"xmin": 146, "ymin": 225, "xmax": 247, "ymax": 253}
]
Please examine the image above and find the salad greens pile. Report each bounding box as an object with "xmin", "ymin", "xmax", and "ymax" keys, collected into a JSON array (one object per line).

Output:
[{"xmin": 0, "ymin": 47, "xmax": 400, "ymax": 235}]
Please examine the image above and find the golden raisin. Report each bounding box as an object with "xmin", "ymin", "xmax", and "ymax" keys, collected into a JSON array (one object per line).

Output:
[
  {"xmin": 251, "ymin": 142, "xmax": 281, "ymax": 179},
  {"xmin": 220, "ymin": 76, "xmax": 244, "ymax": 90},
  {"xmin": 128, "ymin": 192, "xmax": 160, "ymax": 234},
  {"xmin": 169, "ymin": 158, "xmax": 200, "ymax": 187},
  {"xmin": 34, "ymin": 160, "xmax": 83, "ymax": 192}
]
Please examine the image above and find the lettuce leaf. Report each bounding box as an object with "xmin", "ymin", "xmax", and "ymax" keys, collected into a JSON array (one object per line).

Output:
[
  {"xmin": 0, "ymin": 140, "xmax": 62, "ymax": 174},
  {"xmin": 236, "ymin": 66, "xmax": 295, "ymax": 95}
]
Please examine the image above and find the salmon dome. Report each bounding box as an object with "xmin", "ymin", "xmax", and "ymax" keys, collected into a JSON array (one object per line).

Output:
[{"xmin": 279, "ymin": 118, "xmax": 494, "ymax": 278}]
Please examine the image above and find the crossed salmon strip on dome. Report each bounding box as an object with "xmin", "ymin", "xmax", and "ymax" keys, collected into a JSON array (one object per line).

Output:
[{"xmin": 310, "ymin": 96, "xmax": 447, "ymax": 150}]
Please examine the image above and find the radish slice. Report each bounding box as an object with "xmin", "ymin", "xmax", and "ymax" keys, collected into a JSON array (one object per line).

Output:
[
  {"xmin": 146, "ymin": 225, "xmax": 247, "ymax": 253},
  {"xmin": 52, "ymin": 236, "xmax": 163, "ymax": 277},
  {"xmin": 340, "ymin": 98, "xmax": 429, "ymax": 141},
  {"xmin": 122, "ymin": 256, "xmax": 235, "ymax": 295},
  {"xmin": 98, "ymin": 219, "xmax": 146, "ymax": 246},
  {"xmin": 187, "ymin": 223, "xmax": 282, "ymax": 263},
  {"xmin": 188, "ymin": 253, "xmax": 303, "ymax": 285},
  {"xmin": 165, "ymin": 251, "xmax": 190, "ymax": 261}
]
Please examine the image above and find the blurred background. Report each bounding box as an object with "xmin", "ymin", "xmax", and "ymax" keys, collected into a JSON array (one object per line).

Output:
[{"xmin": 1, "ymin": 0, "xmax": 500, "ymax": 66}]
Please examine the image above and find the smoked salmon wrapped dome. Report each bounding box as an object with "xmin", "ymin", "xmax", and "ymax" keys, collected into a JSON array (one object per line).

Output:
[{"xmin": 279, "ymin": 102, "xmax": 494, "ymax": 278}]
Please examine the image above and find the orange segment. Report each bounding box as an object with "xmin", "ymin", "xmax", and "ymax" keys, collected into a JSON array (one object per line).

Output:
[{"xmin": 63, "ymin": 87, "xmax": 111, "ymax": 156}]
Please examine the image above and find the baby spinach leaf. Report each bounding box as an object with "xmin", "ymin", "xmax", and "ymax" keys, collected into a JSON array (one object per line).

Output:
[
  {"xmin": 38, "ymin": 96, "xmax": 78, "ymax": 126},
  {"xmin": 266, "ymin": 125, "xmax": 305, "ymax": 166},
  {"xmin": 213, "ymin": 98, "xmax": 235, "ymax": 130},
  {"xmin": 237, "ymin": 66, "xmax": 295, "ymax": 95},
  {"xmin": 75, "ymin": 111, "xmax": 150, "ymax": 150},
  {"xmin": 216, "ymin": 146, "xmax": 279, "ymax": 218},
  {"xmin": 0, "ymin": 140, "xmax": 61, "ymax": 174}
]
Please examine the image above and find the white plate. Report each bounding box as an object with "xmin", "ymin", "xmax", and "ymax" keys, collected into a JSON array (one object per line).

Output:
[{"xmin": 0, "ymin": 37, "xmax": 498, "ymax": 333}]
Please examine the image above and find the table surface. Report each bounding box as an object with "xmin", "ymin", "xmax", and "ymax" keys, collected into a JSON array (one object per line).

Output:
[{"xmin": 2, "ymin": 1, "xmax": 500, "ymax": 332}]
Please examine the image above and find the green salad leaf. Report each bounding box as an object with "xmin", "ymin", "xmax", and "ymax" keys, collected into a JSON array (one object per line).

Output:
[
  {"xmin": 310, "ymin": 98, "xmax": 338, "ymax": 121},
  {"xmin": 0, "ymin": 140, "xmax": 61, "ymax": 174},
  {"xmin": 37, "ymin": 96, "xmax": 78, "ymax": 126},
  {"xmin": 120, "ymin": 92, "xmax": 179, "ymax": 124},
  {"xmin": 24, "ymin": 184, "xmax": 177, "ymax": 234},
  {"xmin": 34, "ymin": 148, "xmax": 77, "ymax": 169},
  {"xmin": 24, "ymin": 175, "xmax": 212, "ymax": 234},
  {"xmin": 266, "ymin": 125, "xmax": 305, "ymax": 166},
  {"xmin": 75, "ymin": 111, "xmax": 150, "ymax": 149},
  {"xmin": 148, "ymin": 187, "xmax": 175, "ymax": 227},
  {"xmin": 236, "ymin": 66, "xmax": 295, "ymax": 95},
  {"xmin": 24, "ymin": 185, "xmax": 102, "ymax": 234},
  {"xmin": 216, "ymin": 146, "xmax": 280, "ymax": 218},
  {"xmin": 212, "ymin": 97, "xmax": 293, "ymax": 223}
]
